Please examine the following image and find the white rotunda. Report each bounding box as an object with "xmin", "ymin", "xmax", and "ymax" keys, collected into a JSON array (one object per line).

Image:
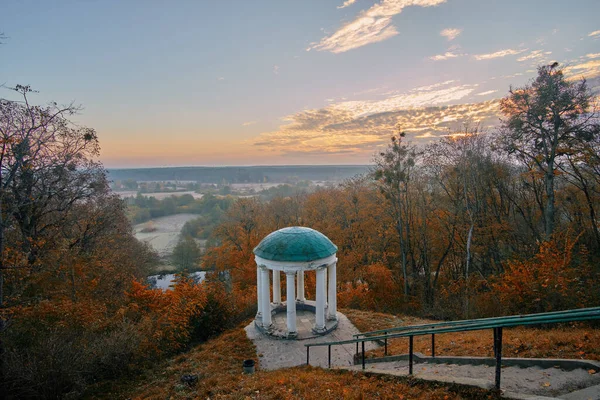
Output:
[{"xmin": 253, "ymin": 226, "xmax": 338, "ymax": 339}]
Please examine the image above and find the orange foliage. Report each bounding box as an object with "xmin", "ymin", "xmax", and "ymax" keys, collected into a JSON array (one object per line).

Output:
[
  {"xmin": 338, "ymin": 264, "xmax": 402, "ymax": 312},
  {"xmin": 125, "ymin": 276, "xmax": 208, "ymax": 354},
  {"xmin": 492, "ymin": 233, "xmax": 595, "ymax": 314}
]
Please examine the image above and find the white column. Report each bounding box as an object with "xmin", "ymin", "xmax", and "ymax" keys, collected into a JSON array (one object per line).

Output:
[
  {"xmin": 315, "ymin": 267, "xmax": 326, "ymax": 331},
  {"xmin": 296, "ymin": 270, "xmax": 305, "ymax": 302},
  {"xmin": 273, "ymin": 270, "xmax": 281, "ymax": 304},
  {"xmin": 256, "ymin": 266, "xmax": 262, "ymax": 319},
  {"xmin": 327, "ymin": 262, "xmax": 337, "ymax": 320},
  {"xmin": 286, "ymin": 272, "xmax": 297, "ymax": 337},
  {"xmin": 261, "ymin": 267, "xmax": 272, "ymax": 328},
  {"xmin": 323, "ymin": 267, "xmax": 328, "ymax": 307}
]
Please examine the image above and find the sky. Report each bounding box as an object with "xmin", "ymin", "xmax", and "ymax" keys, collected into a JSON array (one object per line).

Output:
[{"xmin": 1, "ymin": 0, "xmax": 599, "ymax": 168}]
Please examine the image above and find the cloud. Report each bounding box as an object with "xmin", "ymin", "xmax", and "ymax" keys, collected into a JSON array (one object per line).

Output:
[
  {"xmin": 517, "ymin": 50, "xmax": 552, "ymax": 62},
  {"xmin": 217, "ymin": 77, "xmax": 225, "ymax": 81},
  {"xmin": 249, "ymin": 83, "xmax": 502, "ymax": 157},
  {"xmin": 329, "ymin": 83, "xmax": 477, "ymax": 118},
  {"xmin": 587, "ymin": 53, "xmax": 600, "ymax": 59},
  {"xmin": 440, "ymin": 28, "xmax": 462, "ymax": 41},
  {"xmin": 475, "ymin": 90, "xmax": 498, "ymax": 96},
  {"xmin": 414, "ymin": 131, "xmax": 437, "ymax": 139},
  {"xmin": 564, "ymin": 59, "xmax": 600, "ymax": 79},
  {"xmin": 338, "ymin": 0, "xmax": 357, "ymax": 9},
  {"xmin": 430, "ymin": 51, "xmax": 462, "ymax": 61},
  {"xmin": 588, "ymin": 30, "xmax": 600, "ymax": 38},
  {"xmin": 410, "ymin": 80, "xmax": 456, "ymax": 92},
  {"xmin": 273, "ymin": 65, "xmax": 280, "ymax": 75},
  {"xmin": 308, "ymin": 0, "xmax": 446, "ymax": 54},
  {"xmin": 474, "ymin": 48, "xmax": 527, "ymax": 60},
  {"xmin": 242, "ymin": 121, "xmax": 258, "ymax": 126}
]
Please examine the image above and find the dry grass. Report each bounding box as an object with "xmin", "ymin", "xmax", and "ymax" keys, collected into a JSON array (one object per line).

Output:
[
  {"xmin": 86, "ymin": 320, "xmax": 498, "ymax": 400},
  {"xmin": 342, "ymin": 308, "xmax": 600, "ymax": 361}
]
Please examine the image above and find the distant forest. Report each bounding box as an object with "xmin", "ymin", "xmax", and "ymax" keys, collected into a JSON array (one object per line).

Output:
[{"xmin": 107, "ymin": 165, "xmax": 370, "ymax": 183}]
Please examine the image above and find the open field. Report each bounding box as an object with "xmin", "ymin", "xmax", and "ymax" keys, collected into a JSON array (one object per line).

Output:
[
  {"xmin": 134, "ymin": 213, "xmax": 199, "ymax": 256},
  {"xmin": 116, "ymin": 190, "xmax": 204, "ymax": 200}
]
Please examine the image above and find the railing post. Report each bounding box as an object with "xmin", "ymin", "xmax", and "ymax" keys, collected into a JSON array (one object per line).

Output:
[
  {"xmin": 306, "ymin": 345, "xmax": 310, "ymax": 366},
  {"xmin": 356, "ymin": 341, "xmax": 359, "ymax": 359},
  {"xmin": 362, "ymin": 341, "xmax": 365, "ymax": 370},
  {"xmin": 384, "ymin": 331, "xmax": 388, "ymax": 356},
  {"xmin": 409, "ymin": 335, "xmax": 414, "ymax": 375},
  {"xmin": 431, "ymin": 333, "xmax": 435, "ymax": 358},
  {"xmin": 495, "ymin": 327, "xmax": 503, "ymax": 390},
  {"xmin": 328, "ymin": 345, "xmax": 331, "ymax": 368},
  {"xmin": 493, "ymin": 327, "xmax": 498, "ymax": 358}
]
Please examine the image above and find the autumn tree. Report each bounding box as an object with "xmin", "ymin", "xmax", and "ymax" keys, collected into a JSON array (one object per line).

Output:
[
  {"xmin": 0, "ymin": 85, "xmax": 106, "ymax": 306},
  {"xmin": 373, "ymin": 132, "xmax": 417, "ymax": 298},
  {"xmin": 498, "ymin": 63, "xmax": 600, "ymax": 238},
  {"xmin": 558, "ymin": 133, "xmax": 600, "ymax": 251},
  {"xmin": 204, "ymin": 197, "xmax": 265, "ymax": 287},
  {"xmin": 0, "ymin": 86, "xmax": 161, "ymax": 397},
  {"xmin": 172, "ymin": 235, "xmax": 202, "ymax": 270}
]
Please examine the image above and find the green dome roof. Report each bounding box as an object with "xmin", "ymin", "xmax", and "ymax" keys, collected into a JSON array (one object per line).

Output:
[{"xmin": 254, "ymin": 227, "xmax": 337, "ymax": 262}]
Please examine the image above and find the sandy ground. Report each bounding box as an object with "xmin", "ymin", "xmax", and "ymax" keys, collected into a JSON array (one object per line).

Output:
[
  {"xmin": 349, "ymin": 360, "xmax": 600, "ymax": 398},
  {"xmin": 134, "ymin": 213, "xmax": 200, "ymax": 256}
]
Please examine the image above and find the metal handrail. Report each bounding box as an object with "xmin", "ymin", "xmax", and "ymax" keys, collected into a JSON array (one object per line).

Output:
[
  {"xmin": 353, "ymin": 306, "xmax": 600, "ymax": 338},
  {"xmin": 305, "ymin": 306, "xmax": 600, "ymax": 390}
]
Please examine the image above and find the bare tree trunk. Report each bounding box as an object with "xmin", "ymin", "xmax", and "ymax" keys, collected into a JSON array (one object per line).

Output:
[
  {"xmin": 465, "ymin": 223, "xmax": 473, "ymax": 318},
  {"xmin": 565, "ymin": 157, "xmax": 600, "ymax": 249},
  {"xmin": 70, "ymin": 264, "xmax": 77, "ymax": 302},
  {"xmin": 545, "ymin": 170, "xmax": 555, "ymax": 238},
  {"xmin": 397, "ymin": 219, "xmax": 408, "ymax": 298},
  {"xmin": 463, "ymin": 156, "xmax": 474, "ymax": 318}
]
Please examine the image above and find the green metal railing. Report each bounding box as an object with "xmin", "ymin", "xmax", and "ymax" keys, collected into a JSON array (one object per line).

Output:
[
  {"xmin": 305, "ymin": 306, "xmax": 600, "ymax": 390},
  {"xmin": 351, "ymin": 306, "xmax": 600, "ymax": 360}
]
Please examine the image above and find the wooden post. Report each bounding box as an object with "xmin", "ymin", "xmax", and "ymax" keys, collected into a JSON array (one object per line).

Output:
[{"xmin": 431, "ymin": 333, "xmax": 435, "ymax": 358}]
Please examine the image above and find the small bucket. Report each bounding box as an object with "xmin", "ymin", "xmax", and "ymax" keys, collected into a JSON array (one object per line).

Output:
[{"xmin": 243, "ymin": 359, "xmax": 255, "ymax": 374}]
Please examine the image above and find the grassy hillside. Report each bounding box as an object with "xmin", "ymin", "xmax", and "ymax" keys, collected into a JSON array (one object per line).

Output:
[{"xmin": 86, "ymin": 321, "xmax": 497, "ymax": 400}]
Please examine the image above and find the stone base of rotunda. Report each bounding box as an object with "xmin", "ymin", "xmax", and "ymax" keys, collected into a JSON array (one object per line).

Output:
[{"xmin": 254, "ymin": 300, "xmax": 338, "ymax": 340}]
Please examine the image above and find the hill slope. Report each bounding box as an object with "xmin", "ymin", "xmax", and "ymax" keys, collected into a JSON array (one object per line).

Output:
[{"xmin": 87, "ymin": 321, "xmax": 496, "ymax": 399}]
